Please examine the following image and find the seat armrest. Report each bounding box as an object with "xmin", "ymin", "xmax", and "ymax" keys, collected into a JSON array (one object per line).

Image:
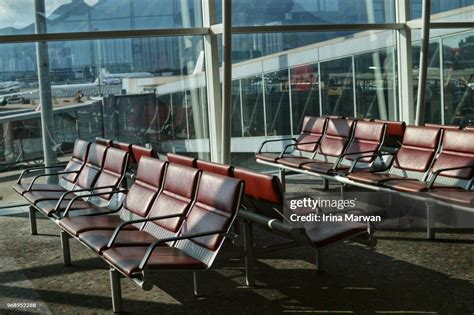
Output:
[
  {"xmin": 138, "ymin": 229, "xmax": 227, "ymax": 271},
  {"xmin": 257, "ymin": 138, "xmax": 296, "ymax": 154}
]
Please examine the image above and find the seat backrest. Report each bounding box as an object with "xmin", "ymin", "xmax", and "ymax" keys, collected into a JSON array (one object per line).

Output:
[
  {"xmin": 344, "ymin": 121, "xmax": 386, "ymax": 162},
  {"xmin": 167, "ymin": 153, "xmax": 197, "ymax": 167},
  {"xmin": 120, "ymin": 157, "xmax": 167, "ymax": 221},
  {"xmin": 390, "ymin": 126, "xmax": 442, "ymax": 179},
  {"xmin": 75, "ymin": 143, "xmax": 108, "ymax": 189},
  {"xmin": 233, "ymin": 167, "xmax": 284, "ymax": 220},
  {"xmin": 174, "ymin": 172, "xmax": 244, "ymax": 267},
  {"xmin": 424, "ymin": 123, "xmax": 461, "ymax": 130},
  {"xmin": 131, "ymin": 144, "xmax": 157, "ymax": 164},
  {"xmin": 295, "ymin": 116, "xmax": 327, "ymax": 152},
  {"xmin": 142, "ymin": 163, "xmax": 200, "ymax": 240},
  {"xmin": 112, "ymin": 141, "xmax": 133, "ymax": 161},
  {"xmin": 374, "ymin": 119, "xmax": 406, "ymax": 149},
  {"xmin": 464, "ymin": 126, "xmax": 474, "ymax": 131},
  {"xmin": 316, "ymin": 118, "xmax": 354, "ymax": 160},
  {"xmin": 95, "ymin": 137, "xmax": 113, "ymax": 147},
  {"xmin": 430, "ymin": 129, "xmax": 474, "ymax": 188},
  {"xmin": 93, "ymin": 147, "xmax": 129, "ymax": 200},
  {"xmin": 62, "ymin": 139, "xmax": 91, "ymax": 184},
  {"xmin": 196, "ymin": 159, "xmax": 233, "ymax": 177}
]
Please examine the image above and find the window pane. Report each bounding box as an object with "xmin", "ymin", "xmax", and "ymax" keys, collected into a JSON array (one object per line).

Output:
[
  {"xmin": 355, "ymin": 48, "xmax": 398, "ymax": 120},
  {"xmin": 231, "ymin": 80, "xmax": 243, "ymax": 137},
  {"xmin": 412, "ymin": 40, "xmax": 442, "ymax": 124},
  {"xmin": 411, "ymin": 0, "xmax": 474, "ymax": 21},
  {"xmin": 241, "ymin": 75, "xmax": 265, "ymax": 137},
  {"xmin": 290, "ymin": 64, "xmax": 320, "ymax": 134},
  {"xmin": 264, "ymin": 70, "xmax": 291, "ymax": 135},
  {"xmin": 320, "ymin": 57, "xmax": 355, "ymax": 117},
  {"xmin": 442, "ymin": 31, "xmax": 474, "ymax": 126},
  {"xmin": 215, "ymin": 0, "xmax": 395, "ymax": 25},
  {"xmin": 0, "ymin": 0, "xmax": 202, "ymax": 35}
]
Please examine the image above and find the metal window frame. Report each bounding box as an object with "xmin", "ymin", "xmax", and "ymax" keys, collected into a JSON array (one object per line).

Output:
[{"xmin": 8, "ymin": 0, "xmax": 474, "ymax": 167}]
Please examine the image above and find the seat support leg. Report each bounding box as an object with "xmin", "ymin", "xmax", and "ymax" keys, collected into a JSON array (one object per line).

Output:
[
  {"xmin": 60, "ymin": 230, "xmax": 71, "ymax": 266},
  {"xmin": 315, "ymin": 248, "xmax": 323, "ymax": 271},
  {"xmin": 279, "ymin": 169, "xmax": 286, "ymax": 192},
  {"xmin": 29, "ymin": 206, "xmax": 37, "ymax": 235},
  {"xmin": 426, "ymin": 205, "xmax": 435, "ymax": 240},
  {"xmin": 322, "ymin": 179, "xmax": 329, "ymax": 190},
  {"xmin": 193, "ymin": 272, "xmax": 202, "ymax": 297},
  {"xmin": 242, "ymin": 220, "xmax": 255, "ymax": 286},
  {"xmin": 110, "ymin": 268, "xmax": 123, "ymax": 313}
]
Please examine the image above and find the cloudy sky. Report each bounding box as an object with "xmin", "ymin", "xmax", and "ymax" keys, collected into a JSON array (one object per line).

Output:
[{"xmin": 0, "ymin": 0, "xmax": 99, "ymax": 29}]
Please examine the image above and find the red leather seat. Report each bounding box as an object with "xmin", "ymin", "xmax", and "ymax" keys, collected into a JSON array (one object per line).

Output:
[
  {"xmin": 103, "ymin": 246, "xmax": 207, "ymax": 276},
  {"xmin": 131, "ymin": 144, "xmax": 157, "ymax": 164},
  {"xmin": 60, "ymin": 215, "xmax": 137, "ymax": 236},
  {"xmin": 348, "ymin": 126, "xmax": 442, "ymax": 186},
  {"xmin": 296, "ymin": 118, "xmax": 354, "ymax": 172},
  {"xmin": 167, "ymin": 153, "xmax": 197, "ymax": 167},
  {"xmin": 258, "ymin": 116, "xmax": 326, "ymax": 164},
  {"xmin": 13, "ymin": 139, "xmax": 91, "ymax": 195},
  {"xmin": 79, "ymin": 229, "xmax": 157, "ymax": 252},
  {"xmin": 196, "ymin": 159, "xmax": 233, "ymax": 177}
]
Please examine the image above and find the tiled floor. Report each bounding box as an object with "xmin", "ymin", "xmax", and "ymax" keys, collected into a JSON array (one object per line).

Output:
[{"xmin": 0, "ymin": 176, "xmax": 473, "ymax": 314}]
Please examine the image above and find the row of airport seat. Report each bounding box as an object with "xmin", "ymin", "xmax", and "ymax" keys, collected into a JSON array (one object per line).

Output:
[
  {"xmin": 14, "ymin": 139, "xmax": 374, "ymax": 311},
  {"xmin": 256, "ymin": 116, "xmax": 474, "ymax": 239}
]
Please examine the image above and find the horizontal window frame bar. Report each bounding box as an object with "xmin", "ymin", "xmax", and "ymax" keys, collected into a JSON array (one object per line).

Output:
[
  {"xmin": 231, "ymin": 23, "xmax": 406, "ymax": 34},
  {"xmin": 0, "ymin": 28, "xmax": 209, "ymax": 44}
]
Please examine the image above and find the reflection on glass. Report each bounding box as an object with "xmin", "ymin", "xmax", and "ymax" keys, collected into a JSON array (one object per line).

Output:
[
  {"xmin": 442, "ymin": 32, "xmax": 474, "ymax": 126},
  {"xmin": 215, "ymin": 0, "xmax": 395, "ymax": 25},
  {"xmin": 411, "ymin": 0, "xmax": 474, "ymax": 20},
  {"xmin": 355, "ymin": 48, "xmax": 397, "ymax": 120},
  {"xmin": 290, "ymin": 64, "xmax": 320, "ymax": 134},
  {"xmin": 231, "ymin": 80, "xmax": 243, "ymax": 137},
  {"xmin": 0, "ymin": 0, "xmax": 202, "ymax": 35},
  {"xmin": 241, "ymin": 75, "xmax": 265, "ymax": 137},
  {"xmin": 412, "ymin": 41, "xmax": 442, "ymax": 124},
  {"xmin": 320, "ymin": 57, "xmax": 354, "ymax": 117},
  {"xmin": 264, "ymin": 70, "xmax": 291, "ymax": 136}
]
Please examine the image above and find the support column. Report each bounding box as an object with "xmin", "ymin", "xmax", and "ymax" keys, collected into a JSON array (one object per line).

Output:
[
  {"xmin": 396, "ymin": 0, "xmax": 415, "ymax": 124},
  {"xmin": 221, "ymin": 0, "xmax": 232, "ymax": 163},
  {"xmin": 35, "ymin": 0, "xmax": 57, "ymax": 183},
  {"xmin": 414, "ymin": 0, "xmax": 431, "ymax": 126},
  {"xmin": 202, "ymin": 0, "xmax": 223, "ymax": 163}
]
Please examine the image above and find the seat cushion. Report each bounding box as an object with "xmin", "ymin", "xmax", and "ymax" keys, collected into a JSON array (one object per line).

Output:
[
  {"xmin": 59, "ymin": 215, "xmax": 135, "ymax": 236},
  {"xmin": 13, "ymin": 183, "xmax": 65, "ymax": 196},
  {"xmin": 256, "ymin": 153, "xmax": 291, "ymax": 163},
  {"xmin": 347, "ymin": 172, "xmax": 403, "ymax": 185},
  {"xmin": 304, "ymin": 221, "xmax": 367, "ymax": 248},
  {"xmin": 23, "ymin": 190, "xmax": 75, "ymax": 205},
  {"xmin": 102, "ymin": 246, "xmax": 207, "ymax": 276},
  {"xmin": 428, "ymin": 188, "xmax": 474, "ymax": 205},
  {"xmin": 34, "ymin": 199, "xmax": 100, "ymax": 217},
  {"xmin": 383, "ymin": 179, "xmax": 428, "ymax": 192},
  {"xmin": 79, "ymin": 229, "xmax": 156, "ymax": 253},
  {"xmin": 301, "ymin": 161, "xmax": 337, "ymax": 174},
  {"xmin": 277, "ymin": 157, "xmax": 313, "ymax": 168}
]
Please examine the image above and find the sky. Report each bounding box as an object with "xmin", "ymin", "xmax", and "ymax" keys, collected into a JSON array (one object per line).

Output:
[{"xmin": 0, "ymin": 0, "xmax": 99, "ymax": 29}]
